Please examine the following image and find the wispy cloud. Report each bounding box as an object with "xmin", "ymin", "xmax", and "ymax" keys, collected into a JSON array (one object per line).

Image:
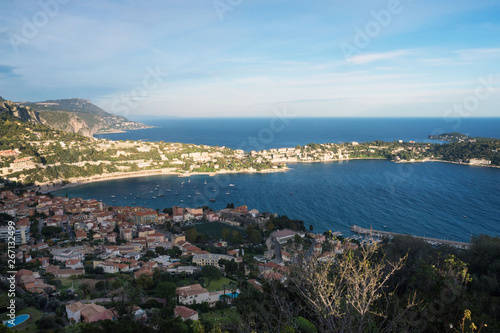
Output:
[{"xmin": 349, "ymin": 49, "xmax": 416, "ymax": 65}]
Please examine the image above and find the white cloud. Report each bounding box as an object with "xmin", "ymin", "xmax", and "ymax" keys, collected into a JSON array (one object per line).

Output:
[{"xmin": 349, "ymin": 49, "xmax": 416, "ymax": 65}]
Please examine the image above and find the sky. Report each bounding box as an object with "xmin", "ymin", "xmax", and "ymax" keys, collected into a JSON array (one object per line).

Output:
[{"xmin": 0, "ymin": 0, "xmax": 499, "ymax": 119}]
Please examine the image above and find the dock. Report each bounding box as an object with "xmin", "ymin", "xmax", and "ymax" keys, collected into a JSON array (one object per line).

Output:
[{"xmin": 350, "ymin": 225, "xmax": 470, "ymax": 248}]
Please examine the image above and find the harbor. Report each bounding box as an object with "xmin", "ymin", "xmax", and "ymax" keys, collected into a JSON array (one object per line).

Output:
[{"xmin": 350, "ymin": 225, "xmax": 471, "ymax": 248}]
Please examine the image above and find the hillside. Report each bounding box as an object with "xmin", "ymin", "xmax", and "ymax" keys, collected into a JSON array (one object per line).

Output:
[
  {"xmin": 0, "ymin": 98, "xmax": 44, "ymax": 125},
  {"xmin": 19, "ymin": 98, "xmax": 151, "ymax": 136}
]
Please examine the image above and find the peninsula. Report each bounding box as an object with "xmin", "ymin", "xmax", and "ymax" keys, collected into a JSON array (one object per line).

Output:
[{"xmin": 1, "ymin": 105, "xmax": 499, "ymax": 189}]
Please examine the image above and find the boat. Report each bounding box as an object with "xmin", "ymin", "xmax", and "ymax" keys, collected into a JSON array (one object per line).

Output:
[
  {"xmin": 135, "ymin": 195, "xmax": 140, "ymax": 198},
  {"xmin": 180, "ymin": 199, "xmax": 183, "ymax": 202},
  {"xmin": 166, "ymin": 188, "xmax": 171, "ymax": 192},
  {"xmin": 229, "ymin": 184, "xmax": 235, "ymax": 187},
  {"xmin": 152, "ymin": 196, "xmax": 156, "ymax": 199},
  {"xmin": 188, "ymin": 179, "xmax": 191, "ymax": 183},
  {"xmin": 204, "ymin": 180, "xmax": 207, "ymax": 185},
  {"xmin": 226, "ymin": 192, "xmax": 230, "ymax": 195},
  {"xmin": 111, "ymin": 195, "xmax": 115, "ymax": 198},
  {"xmin": 195, "ymin": 192, "xmax": 200, "ymax": 195},
  {"xmin": 210, "ymin": 199, "xmax": 215, "ymax": 202},
  {"xmin": 188, "ymin": 195, "xmax": 191, "ymax": 198},
  {"xmin": 193, "ymin": 186, "xmax": 197, "ymax": 189},
  {"xmin": 158, "ymin": 189, "xmax": 164, "ymax": 197}
]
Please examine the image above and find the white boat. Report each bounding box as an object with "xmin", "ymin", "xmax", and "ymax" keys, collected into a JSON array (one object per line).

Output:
[
  {"xmin": 152, "ymin": 196, "xmax": 156, "ymax": 199},
  {"xmin": 204, "ymin": 180, "xmax": 207, "ymax": 185},
  {"xmin": 158, "ymin": 189, "xmax": 164, "ymax": 197},
  {"xmin": 226, "ymin": 192, "xmax": 230, "ymax": 195},
  {"xmin": 229, "ymin": 184, "xmax": 235, "ymax": 187}
]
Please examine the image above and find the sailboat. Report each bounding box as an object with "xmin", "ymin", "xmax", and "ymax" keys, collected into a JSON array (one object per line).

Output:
[{"xmin": 158, "ymin": 189, "xmax": 164, "ymax": 197}]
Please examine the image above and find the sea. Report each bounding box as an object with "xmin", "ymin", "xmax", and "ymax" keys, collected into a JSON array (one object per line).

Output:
[{"xmin": 54, "ymin": 118, "xmax": 500, "ymax": 242}]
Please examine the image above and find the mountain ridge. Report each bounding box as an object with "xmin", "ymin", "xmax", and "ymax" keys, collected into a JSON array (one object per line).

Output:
[{"xmin": 0, "ymin": 97, "xmax": 151, "ymax": 136}]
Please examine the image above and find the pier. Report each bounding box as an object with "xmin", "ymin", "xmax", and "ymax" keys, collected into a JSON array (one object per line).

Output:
[{"xmin": 350, "ymin": 225, "xmax": 470, "ymax": 248}]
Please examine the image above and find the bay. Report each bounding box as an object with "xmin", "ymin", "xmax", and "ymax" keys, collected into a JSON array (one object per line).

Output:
[{"xmin": 53, "ymin": 160, "xmax": 500, "ymax": 243}]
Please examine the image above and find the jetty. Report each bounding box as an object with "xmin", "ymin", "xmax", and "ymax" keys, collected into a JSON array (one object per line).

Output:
[{"xmin": 350, "ymin": 225, "xmax": 470, "ymax": 248}]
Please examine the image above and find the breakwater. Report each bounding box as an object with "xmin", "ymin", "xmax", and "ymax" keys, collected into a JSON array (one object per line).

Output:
[{"xmin": 350, "ymin": 225, "xmax": 470, "ymax": 248}]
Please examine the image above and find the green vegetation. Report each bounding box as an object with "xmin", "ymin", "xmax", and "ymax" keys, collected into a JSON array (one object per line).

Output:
[{"xmin": 189, "ymin": 221, "xmax": 245, "ymax": 239}]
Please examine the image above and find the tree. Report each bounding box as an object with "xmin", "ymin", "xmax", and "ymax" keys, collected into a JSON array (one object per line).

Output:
[
  {"xmin": 186, "ymin": 229, "xmax": 198, "ymax": 243},
  {"xmin": 289, "ymin": 241, "xmax": 416, "ymax": 332},
  {"xmin": 221, "ymin": 228, "xmax": 230, "ymax": 241},
  {"xmin": 191, "ymin": 320, "xmax": 205, "ymax": 333},
  {"xmin": 250, "ymin": 230, "xmax": 262, "ymax": 244},
  {"xmin": 155, "ymin": 281, "xmax": 176, "ymax": 301},
  {"xmin": 294, "ymin": 233, "xmax": 303, "ymax": 245},
  {"xmin": 231, "ymin": 231, "xmax": 243, "ymax": 244},
  {"xmin": 202, "ymin": 265, "xmax": 222, "ymax": 285}
]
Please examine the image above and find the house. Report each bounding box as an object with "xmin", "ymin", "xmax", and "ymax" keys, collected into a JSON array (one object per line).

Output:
[
  {"xmin": 272, "ymin": 229, "xmax": 299, "ymax": 244},
  {"xmin": 174, "ymin": 306, "xmax": 199, "ymax": 321},
  {"xmin": 66, "ymin": 302, "xmax": 88, "ymax": 323},
  {"xmin": 54, "ymin": 269, "xmax": 84, "ymax": 278},
  {"xmin": 66, "ymin": 302, "xmax": 117, "ymax": 323},
  {"xmin": 106, "ymin": 232, "xmax": 117, "ymax": 243},
  {"xmin": 65, "ymin": 259, "xmax": 83, "ymax": 269},
  {"xmin": 176, "ymin": 284, "xmax": 209, "ymax": 305},
  {"xmin": 34, "ymin": 257, "xmax": 50, "ymax": 268},
  {"xmin": 51, "ymin": 247, "xmax": 84, "ymax": 262},
  {"xmin": 146, "ymin": 232, "xmax": 165, "ymax": 244},
  {"xmin": 75, "ymin": 230, "xmax": 87, "ymax": 241},
  {"xmin": 15, "ymin": 269, "xmax": 55, "ymax": 294},
  {"xmin": 192, "ymin": 253, "xmax": 240, "ymax": 268}
]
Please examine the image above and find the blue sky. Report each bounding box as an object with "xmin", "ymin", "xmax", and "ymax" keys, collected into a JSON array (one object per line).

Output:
[{"xmin": 0, "ymin": 0, "xmax": 499, "ymax": 118}]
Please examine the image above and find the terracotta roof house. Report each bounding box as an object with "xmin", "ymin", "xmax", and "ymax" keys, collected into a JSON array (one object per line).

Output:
[
  {"xmin": 176, "ymin": 284, "xmax": 209, "ymax": 305},
  {"xmin": 66, "ymin": 302, "xmax": 117, "ymax": 324},
  {"xmin": 174, "ymin": 306, "xmax": 198, "ymax": 321}
]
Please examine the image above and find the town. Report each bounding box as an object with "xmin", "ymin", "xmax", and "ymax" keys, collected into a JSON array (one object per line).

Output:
[
  {"xmin": 0, "ymin": 187, "xmax": 359, "ymax": 331},
  {"xmin": 1, "ymin": 116, "xmax": 497, "ymax": 188}
]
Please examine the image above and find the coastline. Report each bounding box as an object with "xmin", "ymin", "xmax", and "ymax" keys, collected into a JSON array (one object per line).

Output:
[
  {"xmin": 35, "ymin": 157, "xmax": 499, "ymax": 194},
  {"xmin": 393, "ymin": 158, "xmax": 500, "ymax": 168},
  {"xmin": 38, "ymin": 166, "xmax": 290, "ymax": 194}
]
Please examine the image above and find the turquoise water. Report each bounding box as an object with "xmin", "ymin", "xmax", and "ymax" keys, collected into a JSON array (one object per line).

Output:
[
  {"xmin": 3, "ymin": 314, "xmax": 30, "ymax": 328},
  {"xmin": 54, "ymin": 160, "xmax": 500, "ymax": 243}
]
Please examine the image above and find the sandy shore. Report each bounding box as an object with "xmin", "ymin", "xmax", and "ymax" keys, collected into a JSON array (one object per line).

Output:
[{"xmin": 35, "ymin": 166, "xmax": 290, "ymax": 193}]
